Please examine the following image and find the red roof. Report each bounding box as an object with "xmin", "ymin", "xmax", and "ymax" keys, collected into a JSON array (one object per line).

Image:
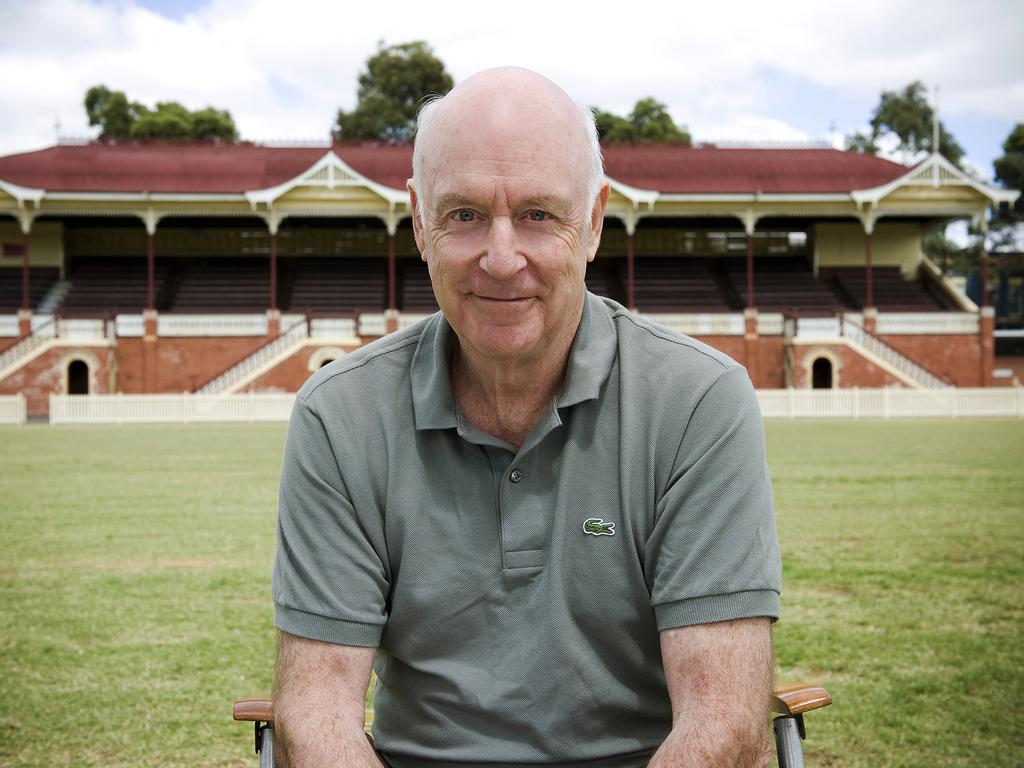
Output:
[
  {"xmin": 0, "ymin": 142, "xmax": 908, "ymax": 195},
  {"xmin": 602, "ymin": 145, "xmax": 908, "ymax": 194}
]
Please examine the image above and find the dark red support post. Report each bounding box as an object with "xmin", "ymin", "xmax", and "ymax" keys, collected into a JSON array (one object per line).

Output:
[
  {"xmin": 269, "ymin": 232, "xmax": 278, "ymax": 311},
  {"xmin": 387, "ymin": 232, "xmax": 397, "ymax": 311},
  {"xmin": 745, "ymin": 233, "xmax": 754, "ymax": 309},
  {"xmin": 21, "ymin": 230, "xmax": 30, "ymax": 311},
  {"xmin": 146, "ymin": 232, "xmax": 155, "ymax": 311},
  {"xmin": 626, "ymin": 231, "xmax": 635, "ymax": 310},
  {"xmin": 979, "ymin": 243, "xmax": 989, "ymax": 308},
  {"xmin": 864, "ymin": 232, "xmax": 874, "ymax": 309}
]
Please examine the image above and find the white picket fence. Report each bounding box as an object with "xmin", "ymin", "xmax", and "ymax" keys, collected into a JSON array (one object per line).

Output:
[
  {"xmin": 757, "ymin": 388, "xmax": 1024, "ymax": 419},
  {"xmin": 49, "ymin": 393, "xmax": 296, "ymax": 424},
  {"xmin": 42, "ymin": 388, "xmax": 1024, "ymax": 424},
  {"xmin": 0, "ymin": 394, "xmax": 27, "ymax": 424}
]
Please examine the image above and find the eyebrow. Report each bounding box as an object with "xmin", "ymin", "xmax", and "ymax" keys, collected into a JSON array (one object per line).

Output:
[
  {"xmin": 433, "ymin": 193, "xmax": 477, "ymax": 216},
  {"xmin": 432, "ymin": 192, "xmax": 573, "ymax": 217},
  {"xmin": 521, "ymin": 195, "xmax": 573, "ymax": 216}
]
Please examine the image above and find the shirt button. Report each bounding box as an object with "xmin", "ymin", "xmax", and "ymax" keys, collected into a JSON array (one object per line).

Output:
[{"xmin": 509, "ymin": 469, "xmax": 526, "ymax": 483}]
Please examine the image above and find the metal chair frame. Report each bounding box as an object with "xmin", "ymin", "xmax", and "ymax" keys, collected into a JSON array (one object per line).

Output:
[{"xmin": 234, "ymin": 684, "xmax": 832, "ymax": 768}]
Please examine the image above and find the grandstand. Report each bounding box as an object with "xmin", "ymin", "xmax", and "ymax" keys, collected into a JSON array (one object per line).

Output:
[{"xmin": 0, "ymin": 141, "xmax": 1018, "ymax": 415}]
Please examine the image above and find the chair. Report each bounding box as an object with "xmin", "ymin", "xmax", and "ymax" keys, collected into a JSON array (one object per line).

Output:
[{"xmin": 234, "ymin": 684, "xmax": 832, "ymax": 767}]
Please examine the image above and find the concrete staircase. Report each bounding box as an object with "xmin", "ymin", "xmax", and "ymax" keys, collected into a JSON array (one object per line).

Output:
[
  {"xmin": 196, "ymin": 319, "xmax": 310, "ymax": 395},
  {"xmin": 37, "ymin": 280, "xmax": 71, "ymax": 314},
  {"xmin": 840, "ymin": 317, "xmax": 951, "ymax": 389},
  {"xmin": 0, "ymin": 318, "xmax": 59, "ymax": 382}
]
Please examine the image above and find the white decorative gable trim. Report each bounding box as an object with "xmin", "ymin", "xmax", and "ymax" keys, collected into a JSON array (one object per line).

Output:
[
  {"xmin": 850, "ymin": 153, "xmax": 1019, "ymax": 207},
  {"xmin": 606, "ymin": 177, "xmax": 659, "ymax": 209},
  {"xmin": 0, "ymin": 178, "xmax": 44, "ymax": 206},
  {"xmin": 244, "ymin": 150, "xmax": 409, "ymax": 207}
]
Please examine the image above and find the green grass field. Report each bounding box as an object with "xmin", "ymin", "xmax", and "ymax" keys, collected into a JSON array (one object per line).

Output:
[{"xmin": 1, "ymin": 420, "xmax": 1021, "ymax": 767}]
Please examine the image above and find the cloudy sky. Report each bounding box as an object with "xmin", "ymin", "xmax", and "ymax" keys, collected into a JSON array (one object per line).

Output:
[{"xmin": 1, "ymin": 0, "xmax": 1022, "ymax": 182}]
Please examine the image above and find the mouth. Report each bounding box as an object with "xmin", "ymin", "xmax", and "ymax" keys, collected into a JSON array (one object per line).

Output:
[{"xmin": 473, "ymin": 294, "xmax": 534, "ymax": 305}]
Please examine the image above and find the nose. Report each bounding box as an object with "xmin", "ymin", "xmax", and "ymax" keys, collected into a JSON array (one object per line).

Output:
[{"xmin": 479, "ymin": 216, "xmax": 526, "ymax": 280}]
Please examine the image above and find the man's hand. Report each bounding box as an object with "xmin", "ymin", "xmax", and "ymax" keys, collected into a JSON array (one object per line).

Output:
[
  {"xmin": 647, "ymin": 617, "xmax": 774, "ymax": 768},
  {"xmin": 273, "ymin": 630, "xmax": 385, "ymax": 768}
]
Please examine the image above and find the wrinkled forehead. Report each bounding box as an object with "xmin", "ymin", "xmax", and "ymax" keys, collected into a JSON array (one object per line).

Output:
[{"xmin": 420, "ymin": 92, "xmax": 588, "ymax": 207}]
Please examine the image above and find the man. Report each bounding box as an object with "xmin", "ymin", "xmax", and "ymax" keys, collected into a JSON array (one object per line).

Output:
[{"xmin": 272, "ymin": 67, "xmax": 780, "ymax": 768}]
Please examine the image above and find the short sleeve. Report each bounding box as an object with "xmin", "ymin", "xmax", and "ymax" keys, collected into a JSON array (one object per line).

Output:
[
  {"xmin": 645, "ymin": 365, "xmax": 781, "ymax": 630},
  {"xmin": 272, "ymin": 397, "xmax": 389, "ymax": 646}
]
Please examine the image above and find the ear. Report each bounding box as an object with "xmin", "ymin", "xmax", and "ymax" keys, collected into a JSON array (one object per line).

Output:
[
  {"xmin": 585, "ymin": 182, "xmax": 611, "ymax": 263},
  {"xmin": 407, "ymin": 180, "xmax": 427, "ymax": 261}
]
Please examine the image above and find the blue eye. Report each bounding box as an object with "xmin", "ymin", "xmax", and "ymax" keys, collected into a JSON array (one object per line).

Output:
[
  {"xmin": 456, "ymin": 210, "xmax": 475, "ymax": 222},
  {"xmin": 527, "ymin": 210, "xmax": 548, "ymax": 221}
]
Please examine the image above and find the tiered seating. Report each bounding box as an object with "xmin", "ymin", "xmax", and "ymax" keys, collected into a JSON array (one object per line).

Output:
[
  {"xmin": 830, "ymin": 267, "xmax": 950, "ymax": 311},
  {"xmin": 170, "ymin": 258, "xmax": 268, "ymax": 313},
  {"xmin": 61, "ymin": 259, "xmax": 164, "ymax": 316},
  {"xmin": 722, "ymin": 256, "xmax": 844, "ymax": 314},
  {"xmin": 633, "ymin": 257, "xmax": 732, "ymax": 312},
  {"xmin": 286, "ymin": 257, "xmax": 386, "ymax": 314},
  {"xmin": 399, "ymin": 259, "xmax": 438, "ymax": 312},
  {"xmin": 585, "ymin": 259, "xmax": 624, "ymax": 304},
  {"xmin": 0, "ymin": 268, "xmax": 58, "ymax": 312}
]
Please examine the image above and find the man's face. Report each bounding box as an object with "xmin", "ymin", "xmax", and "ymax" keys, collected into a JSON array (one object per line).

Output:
[{"xmin": 411, "ymin": 109, "xmax": 607, "ymax": 366}]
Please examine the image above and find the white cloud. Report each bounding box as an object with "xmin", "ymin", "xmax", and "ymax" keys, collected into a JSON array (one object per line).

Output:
[
  {"xmin": 0, "ymin": 0, "xmax": 1020, "ymax": 163},
  {"xmin": 688, "ymin": 114, "xmax": 813, "ymax": 145}
]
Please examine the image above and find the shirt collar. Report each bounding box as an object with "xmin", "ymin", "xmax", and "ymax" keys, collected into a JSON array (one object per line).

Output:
[
  {"xmin": 411, "ymin": 311, "xmax": 459, "ymax": 431},
  {"xmin": 411, "ymin": 291, "xmax": 617, "ymax": 431},
  {"xmin": 557, "ymin": 290, "xmax": 617, "ymax": 409}
]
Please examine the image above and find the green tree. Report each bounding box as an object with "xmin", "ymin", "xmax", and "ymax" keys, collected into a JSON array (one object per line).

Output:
[
  {"xmin": 592, "ymin": 98, "xmax": 691, "ymax": 143},
  {"xmin": 334, "ymin": 41, "xmax": 454, "ymax": 141},
  {"xmin": 132, "ymin": 102, "xmax": 192, "ymax": 139},
  {"xmin": 993, "ymin": 123, "xmax": 1024, "ymax": 217},
  {"xmin": 922, "ymin": 224, "xmax": 966, "ymax": 272},
  {"xmin": 84, "ymin": 85, "xmax": 144, "ymax": 139},
  {"xmin": 189, "ymin": 107, "xmax": 238, "ymax": 141},
  {"xmin": 987, "ymin": 122, "xmax": 1024, "ymax": 253},
  {"xmin": 83, "ymin": 85, "xmax": 238, "ymax": 142},
  {"xmin": 844, "ymin": 131, "xmax": 877, "ymax": 156},
  {"xmin": 592, "ymin": 107, "xmax": 633, "ymax": 141},
  {"xmin": 846, "ymin": 81, "xmax": 964, "ymax": 167}
]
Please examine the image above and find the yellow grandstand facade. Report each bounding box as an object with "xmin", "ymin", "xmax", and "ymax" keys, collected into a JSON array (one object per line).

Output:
[{"xmin": 0, "ymin": 141, "xmax": 1018, "ymax": 416}]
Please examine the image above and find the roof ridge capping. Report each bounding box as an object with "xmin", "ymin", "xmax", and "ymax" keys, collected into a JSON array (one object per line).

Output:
[{"xmin": 694, "ymin": 140, "xmax": 834, "ymax": 149}]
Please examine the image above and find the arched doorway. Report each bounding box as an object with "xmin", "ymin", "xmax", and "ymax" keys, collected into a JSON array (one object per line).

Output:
[
  {"xmin": 67, "ymin": 360, "xmax": 90, "ymax": 394},
  {"xmin": 308, "ymin": 347, "xmax": 346, "ymax": 372},
  {"xmin": 811, "ymin": 357, "xmax": 833, "ymax": 389}
]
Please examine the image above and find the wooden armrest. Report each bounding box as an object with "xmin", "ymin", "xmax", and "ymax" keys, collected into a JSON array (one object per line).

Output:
[
  {"xmin": 235, "ymin": 685, "xmax": 831, "ymax": 724},
  {"xmin": 233, "ymin": 696, "xmax": 273, "ymax": 723},
  {"xmin": 771, "ymin": 684, "xmax": 832, "ymax": 716}
]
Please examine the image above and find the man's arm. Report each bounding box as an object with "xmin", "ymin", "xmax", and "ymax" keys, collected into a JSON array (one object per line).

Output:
[
  {"xmin": 648, "ymin": 617, "xmax": 774, "ymax": 768},
  {"xmin": 273, "ymin": 630, "xmax": 385, "ymax": 768}
]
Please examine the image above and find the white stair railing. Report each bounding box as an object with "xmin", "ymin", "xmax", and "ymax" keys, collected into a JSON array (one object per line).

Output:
[
  {"xmin": 196, "ymin": 319, "xmax": 309, "ymax": 395},
  {"xmin": 0, "ymin": 317, "xmax": 59, "ymax": 381},
  {"xmin": 841, "ymin": 316, "xmax": 951, "ymax": 389}
]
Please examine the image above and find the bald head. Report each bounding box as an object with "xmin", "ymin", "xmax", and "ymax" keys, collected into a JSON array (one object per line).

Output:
[{"xmin": 411, "ymin": 67, "xmax": 603, "ymax": 224}]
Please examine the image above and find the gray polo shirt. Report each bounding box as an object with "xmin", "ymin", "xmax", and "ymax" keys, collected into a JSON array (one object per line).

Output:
[{"xmin": 273, "ymin": 292, "xmax": 780, "ymax": 767}]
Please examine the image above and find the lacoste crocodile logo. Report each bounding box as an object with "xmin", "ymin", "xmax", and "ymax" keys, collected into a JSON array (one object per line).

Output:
[{"xmin": 583, "ymin": 518, "xmax": 615, "ymax": 536}]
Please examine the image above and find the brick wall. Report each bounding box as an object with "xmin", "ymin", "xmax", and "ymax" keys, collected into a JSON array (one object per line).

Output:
[
  {"xmin": 0, "ymin": 344, "xmax": 113, "ymax": 416},
  {"xmin": 242, "ymin": 343, "xmax": 362, "ymax": 393},
  {"xmin": 791, "ymin": 343, "xmax": 903, "ymax": 389},
  {"xmin": 993, "ymin": 356, "xmax": 1024, "ymax": 387},
  {"xmin": 243, "ymin": 348, "xmax": 317, "ymax": 393},
  {"xmin": 0, "ymin": 327, "xmax": 994, "ymax": 417},
  {"xmin": 878, "ymin": 334, "xmax": 982, "ymax": 387},
  {"xmin": 114, "ymin": 336, "xmax": 269, "ymax": 393}
]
